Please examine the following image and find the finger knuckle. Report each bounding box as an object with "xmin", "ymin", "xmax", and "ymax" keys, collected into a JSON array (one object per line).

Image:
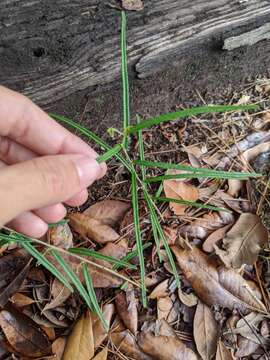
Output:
[{"xmin": 0, "ymin": 136, "xmax": 12, "ymax": 160}]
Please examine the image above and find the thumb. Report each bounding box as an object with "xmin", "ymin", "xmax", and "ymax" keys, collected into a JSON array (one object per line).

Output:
[{"xmin": 0, "ymin": 154, "xmax": 102, "ymax": 226}]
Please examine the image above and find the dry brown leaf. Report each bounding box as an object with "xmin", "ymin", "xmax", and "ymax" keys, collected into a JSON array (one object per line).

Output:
[
  {"xmin": 235, "ymin": 336, "xmax": 260, "ymax": 357},
  {"xmin": 227, "ymin": 179, "xmax": 243, "ymax": 197},
  {"xmin": 138, "ymin": 327, "xmax": 198, "ymax": 360},
  {"xmin": 48, "ymin": 223, "xmax": 73, "ymax": 249},
  {"xmin": 84, "ymin": 200, "xmax": 130, "ymax": 226},
  {"xmin": 41, "ymin": 326, "xmax": 55, "ymax": 341},
  {"xmin": 122, "ymin": 0, "xmax": 144, "ymax": 11},
  {"xmin": 215, "ymin": 213, "xmax": 268, "ymax": 268},
  {"xmin": 62, "ymin": 311, "xmax": 94, "ymax": 360},
  {"xmin": 194, "ymin": 301, "xmax": 219, "ymax": 360},
  {"xmin": 52, "ymin": 337, "xmax": 66, "ymax": 360},
  {"xmin": 164, "ymin": 169, "xmax": 199, "ymax": 215},
  {"xmin": 215, "ymin": 341, "xmax": 233, "ymax": 360},
  {"xmin": 115, "ymin": 286, "xmax": 138, "ymax": 335},
  {"xmin": 44, "ymin": 279, "xmax": 72, "ymax": 311},
  {"xmin": 10, "ymin": 293, "xmax": 35, "ymax": 307},
  {"xmin": 0, "ymin": 306, "xmax": 51, "ymax": 358},
  {"xmin": 203, "ymin": 225, "xmax": 232, "ymax": 253},
  {"xmin": 93, "ymin": 304, "xmax": 115, "ymax": 348},
  {"xmin": 171, "ymin": 246, "xmax": 267, "ymax": 313},
  {"xmin": 241, "ymin": 141, "xmax": 270, "ymax": 164},
  {"xmin": 178, "ymin": 288, "xmax": 198, "ymax": 307},
  {"xmin": 149, "ymin": 279, "xmax": 170, "ymax": 299},
  {"xmin": 157, "ymin": 296, "xmax": 178, "ymax": 323},
  {"xmin": 233, "ymin": 312, "xmax": 265, "ymax": 344},
  {"xmin": 92, "ymin": 347, "xmax": 108, "ymax": 360},
  {"xmin": 111, "ymin": 330, "xmax": 152, "ymax": 360},
  {"xmin": 68, "ymin": 213, "xmax": 119, "ymax": 243}
]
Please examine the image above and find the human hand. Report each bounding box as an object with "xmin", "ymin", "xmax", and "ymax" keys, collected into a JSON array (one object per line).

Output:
[{"xmin": 0, "ymin": 86, "xmax": 106, "ymax": 238}]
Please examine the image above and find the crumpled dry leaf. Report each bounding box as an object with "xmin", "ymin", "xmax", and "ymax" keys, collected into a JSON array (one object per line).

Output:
[
  {"xmin": 0, "ymin": 306, "xmax": 51, "ymax": 358},
  {"xmin": 203, "ymin": 224, "xmax": 232, "ymax": 253},
  {"xmin": 194, "ymin": 301, "xmax": 219, "ymax": 360},
  {"xmin": 233, "ymin": 312, "xmax": 266, "ymax": 344},
  {"xmin": 93, "ymin": 304, "xmax": 115, "ymax": 348},
  {"xmin": 138, "ymin": 320, "xmax": 198, "ymax": 360},
  {"xmin": 235, "ymin": 336, "xmax": 260, "ymax": 357},
  {"xmin": 215, "ymin": 213, "xmax": 268, "ymax": 268},
  {"xmin": 115, "ymin": 286, "xmax": 138, "ymax": 335},
  {"xmin": 92, "ymin": 347, "xmax": 108, "ymax": 360},
  {"xmin": 157, "ymin": 296, "xmax": 178, "ymax": 323},
  {"xmin": 122, "ymin": 0, "xmax": 144, "ymax": 11},
  {"xmin": 63, "ymin": 311, "xmax": 94, "ymax": 360},
  {"xmin": 215, "ymin": 341, "xmax": 233, "ymax": 360},
  {"xmin": 10, "ymin": 293, "xmax": 35, "ymax": 307},
  {"xmin": 171, "ymin": 246, "xmax": 267, "ymax": 313},
  {"xmin": 52, "ymin": 337, "xmax": 66, "ymax": 360},
  {"xmin": 111, "ymin": 330, "xmax": 151, "ymax": 360},
  {"xmin": 149, "ymin": 279, "xmax": 170, "ymax": 299},
  {"xmin": 44, "ymin": 279, "xmax": 72, "ymax": 311},
  {"xmin": 84, "ymin": 199, "xmax": 130, "ymax": 227},
  {"xmin": 68, "ymin": 213, "xmax": 119, "ymax": 244},
  {"xmin": 178, "ymin": 288, "xmax": 198, "ymax": 307},
  {"xmin": 164, "ymin": 169, "xmax": 199, "ymax": 215},
  {"xmin": 48, "ymin": 223, "xmax": 73, "ymax": 249}
]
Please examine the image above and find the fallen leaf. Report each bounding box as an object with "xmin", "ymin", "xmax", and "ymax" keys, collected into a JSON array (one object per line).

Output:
[
  {"xmin": 92, "ymin": 347, "xmax": 108, "ymax": 360},
  {"xmin": 194, "ymin": 301, "xmax": 219, "ymax": 360},
  {"xmin": 0, "ymin": 306, "xmax": 51, "ymax": 358},
  {"xmin": 227, "ymin": 179, "xmax": 243, "ymax": 197},
  {"xmin": 164, "ymin": 169, "xmax": 199, "ymax": 215},
  {"xmin": 157, "ymin": 296, "xmax": 178, "ymax": 323},
  {"xmin": 203, "ymin": 225, "xmax": 232, "ymax": 253},
  {"xmin": 41, "ymin": 326, "xmax": 55, "ymax": 341},
  {"xmin": 215, "ymin": 213, "xmax": 268, "ymax": 268},
  {"xmin": 111, "ymin": 330, "xmax": 152, "ymax": 360},
  {"xmin": 235, "ymin": 336, "xmax": 260, "ymax": 357},
  {"xmin": 241, "ymin": 141, "xmax": 270, "ymax": 164},
  {"xmin": 171, "ymin": 246, "xmax": 267, "ymax": 313},
  {"xmin": 0, "ymin": 250, "xmax": 30, "ymax": 289},
  {"xmin": 138, "ymin": 326, "xmax": 198, "ymax": 360},
  {"xmin": 68, "ymin": 213, "xmax": 120, "ymax": 243},
  {"xmin": 233, "ymin": 312, "xmax": 266, "ymax": 344},
  {"xmin": 48, "ymin": 223, "xmax": 73, "ymax": 249},
  {"xmin": 52, "ymin": 337, "xmax": 66, "ymax": 360},
  {"xmin": 149, "ymin": 279, "xmax": 170, "ymax": 299},
  {"xmin": 178, "ymin": 288, "xmax": 198, "ymax": 307},
  {"xmin": 115, "ymin": 286, "xmax": 138, "ymax": 335},
  {"xmin": 62, "ymin": 311, "xmax": 94, "ymax": 360},
  {"xmin": 216, "ymin": 341, "xmax": 233, "ymax": 360},
  {"xmin": 10, "ymin": 293, "xmax": 35, "ymax": 307},
  {"xmin": 93, "ymin": 304, "xmax": 115, "ymax": 348},
  {"xmin": 44, "ymin": 279, "xmax": 72, "ymax": 311},
  {"xmin": 84, "ymin": 200, "xmax": 130, "ymax": 226},
  {"xmin": 122, "ymin": 0, "xmax": 144, "ymax": 11}
]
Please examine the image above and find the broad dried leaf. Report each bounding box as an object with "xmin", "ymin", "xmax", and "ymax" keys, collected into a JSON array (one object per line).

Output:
[
  {"xmin": 0, "ymin": 306, "xmax": 51, "ymax": 357},
  {"xmin": 164, "ymin": 169, "xmax": 199, "ymax": 215},
  {"xmin": 194, "ymin": 301, "xmax": 218, "ymax": 360},
  {"xmin": 10, "ymin": 293, "xmax": 35, "ymax": 307},
  {"xmin": 241, "ymin": 141, "xmax": 270, "ymax": 163},
  {"xmin": 93, "ymin": 347, "xmax": 108, "ymax": 360},
  {"xmin": 215, "ymin": 213, "xmax": 268, "ymax": 268},
  {"xmin": 0, "ymin": 250, "xmax": 29, "ymax": 287},
  {"xmin": 68, "ymin": 213, "xmax": 119, "ymax": 243},
  {"xmin": 93, "ymin": 304, "xmax": 115, "ymax": 348},
  {"xmin": 111, "ymin": 330, "xmax": 152, "ymax": 360},
  {"xmin": 203, "ymin": 225, "xmax": 232, "ymax": 253},
  {"xmin": 157, "ymin": 296, "xmax": 177, "ymax": 323},
  {"xmin": 115, "ymin": 286, "xmax": 138, "ymax": 334},
  {"xmin": 149, "ymin": 279, "xmax": 170, "ymax": 299},
  {"xmin": 235, "ymin": 336, "xmax": 259, "ymax": 357},
  {"xmin": 233, "ymin": 312, "xmax": 265, "ymax": 344},
  {"xmin": 44, "ymin": 279, "xmax": 72, "ymax": 311},
  {"xmin": 48, "ymin": 223, "xmax": 73, "ymax": 249},
  {"xmin": 122, "ymin": 0, "xmax": 144, "ymax": 11},
  {"xmin": 84, "ymin": 200, "xmax": 130, "ymax": 226},
  {"xmin": 138, "ymin": 328, "xmax": 198, "ymax": 360},
  {"xmin": 52, "ymin": 337, "xmax": 66, "ymax": 360},
  {"xmin": 227, "ymin": 179, "xmax": 243, "ymax": 197},
  {"xmin": 216, "ymin": 341, "xmax": 233, "ymax": 360},
  {"xmin": 171, "ymin": 246, "xmax": 267, "ymax": 313},
  {"xmin": 178, "ymin": 288, "xmax": 198, "ymax": 307},
  {"xmin": 63, "ymin": 311, "xmax": 94, "ymax": 360}
]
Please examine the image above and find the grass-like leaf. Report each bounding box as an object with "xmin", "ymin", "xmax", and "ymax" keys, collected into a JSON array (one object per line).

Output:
[
  {"xmin": 48, "ymin": 219, "xmax": 69, "ymax": 228},
  {"xmin": 113, "ymin": 243, "xmax": 152, "ymax": 270},
  {"xmin": 126, "ymin": 104, "xmax": 258, "ymax": 134},
  {"xmin": 96, "ymin": 143, "xmax": 123, "ymax": 163},
  {"xmin": 154, "ymin": 196, "xmax": 231, "ymax": 213},
  {"xmin": 83, "ymin": 264, "xmax": 109, "ymax": 331},
  {"xmin": 121, "ymin": 11, "xmax": 130, "ymax": 149},
  {"xmin": 135, "ymin": 160, "xmax": 261, "ymax": 179},
  {"xmin": 51, "ymin": 250, "xmax": 93, "ymax": 310},
  {"xmin": 131, "ymin": 172, "xmax": 147, "ymax": 307},
  {"xmin": 69, "ymin": 247, "xmax": 136, "ymax": 270}
]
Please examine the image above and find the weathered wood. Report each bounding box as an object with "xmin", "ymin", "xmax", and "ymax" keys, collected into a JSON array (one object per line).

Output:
[{"xmin": 0, "ymin": 0, "xmax": 270, "ymax": 105}]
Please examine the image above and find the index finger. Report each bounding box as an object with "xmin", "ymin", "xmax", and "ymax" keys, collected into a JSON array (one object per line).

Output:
[{"xmin": 0, "ymin": 86, "xmax": 99, "ymax": 158}]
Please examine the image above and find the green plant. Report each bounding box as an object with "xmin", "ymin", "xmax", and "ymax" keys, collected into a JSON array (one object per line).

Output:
[{"xmin": 0, "ymin": 11, "xmax": 261, "ymax": 323}]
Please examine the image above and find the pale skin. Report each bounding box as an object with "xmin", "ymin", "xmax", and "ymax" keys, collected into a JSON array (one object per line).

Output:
[{"xmin": 0, "ymin": 86, "xmax": 107, "ymax": 238}]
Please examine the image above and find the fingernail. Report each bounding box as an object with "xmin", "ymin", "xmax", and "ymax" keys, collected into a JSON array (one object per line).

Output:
[{"xmin": 75, "ymin": 157, "xmax": 101, "ymax": 188}]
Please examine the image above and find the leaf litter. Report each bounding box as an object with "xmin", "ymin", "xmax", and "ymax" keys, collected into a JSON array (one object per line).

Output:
[{"xmin": 0, "ymin": 83, "xmax": 270, "ymax": 359}]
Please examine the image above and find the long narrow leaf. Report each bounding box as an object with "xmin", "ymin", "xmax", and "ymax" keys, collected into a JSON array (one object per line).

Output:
[
  {"xmin": 126, "ymin": 104, "xmax": 258, "ymax": 134},
  {"xmin": 113, "ymin": 243, "xmax": 152, "ymax": 270},
  {"xmin": 96, "ymin": 144, "xmax": 123, "ymax": 163},
  {"xmin": 83, "ymin": 264, "xmax": 109, "ymax": 331},
  {"xmin": 131, "ymin": 172, "xmax": 147, "ymax": 307},
  {"xmin": 69, "ymin": 248, "xmax": 136, "ymax": 270},
  {"xmin": 51, "ymin": 250, "xmax": 93, "ymax": 310},
  {"xmin": 121, "ymin": 11, "xmax": 130, "ymax": 149},
  {"xmin": 134, "ymin": 160, "xmax": 260, "ymax": 178}
]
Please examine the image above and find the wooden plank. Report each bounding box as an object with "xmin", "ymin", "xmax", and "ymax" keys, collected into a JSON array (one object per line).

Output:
[{"xmin": 0, "ymin": 0, "xmax": 269, "ymax": 105}]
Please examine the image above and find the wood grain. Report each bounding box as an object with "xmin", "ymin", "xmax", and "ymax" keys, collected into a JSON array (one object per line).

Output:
[{"xmin": 0, "ymin": 0, "xmax": 269, "ymax": 105}]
